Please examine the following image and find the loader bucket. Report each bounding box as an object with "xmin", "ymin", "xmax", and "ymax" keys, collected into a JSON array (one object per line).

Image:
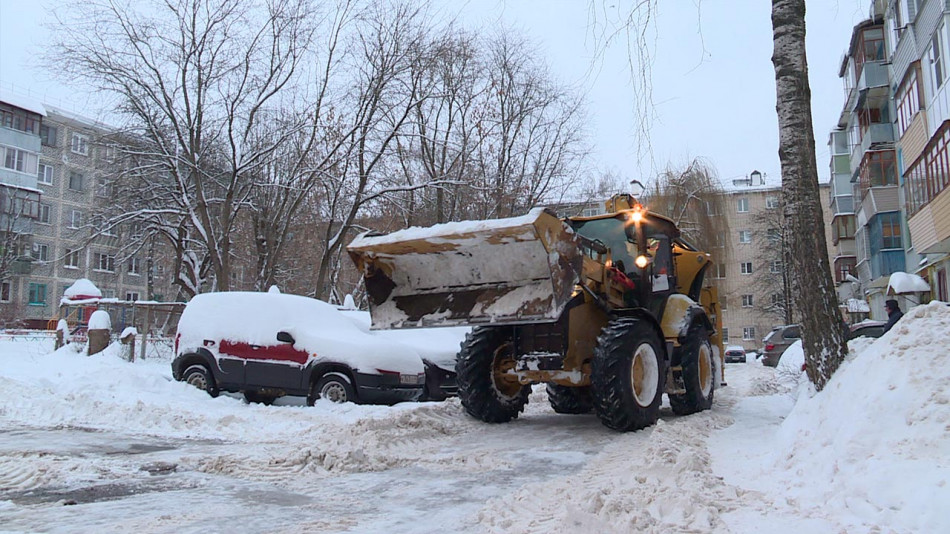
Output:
[{"xmin": 347, "ymin": 208, "xmax": 583, "ymax": 329}]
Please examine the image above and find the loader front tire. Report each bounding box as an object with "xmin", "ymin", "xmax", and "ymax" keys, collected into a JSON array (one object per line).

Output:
[
  {"xmin": 669, "ymin": 323, "xmax": 715, "ymax": 415},
  {"xmin": 591, "ymin": 317, "xmax": 664, "ymax": 431},
  {"xmin": 456, "ymin": 327, "xmax": 529, "ymax": 423},
  {"xmin": 546, "ymin": 384, "xmax": 593, "ymax": 414}
]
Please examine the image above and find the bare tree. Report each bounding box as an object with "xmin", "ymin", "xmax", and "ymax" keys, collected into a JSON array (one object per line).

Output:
[
  {"xmin": 0, "ymin": 185, "xmax": 40, "ymax": 323},
  {"xmin": 749, "ymin": 199, "xmax": 794, "ymax": 325},
  {"xmin": 48, "ymin": 0, "xmax": 321, "ymax": 296},
  {"xmin": 640, "ymin": 158, "xmax": 730, "ymax": 253},
  {"xmin": 771, "ymin": 0, "xmax": 847, "ymax": 389}
]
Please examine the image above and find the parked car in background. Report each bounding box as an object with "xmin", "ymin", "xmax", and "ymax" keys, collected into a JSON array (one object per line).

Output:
[
  {"xmin": 848, "ymin": 320, "xmax": 887, "ymax": 340},
  {"xmin": 760, "ymin": 324, "xmax": 801, "ymax": 367},
  {"xmin": 724, "ymin": 345, "xmax": 748, "ymax": 363},
  {"xmin": 172, "ymin": 292, "xmax": 427, "ymax": 405}
]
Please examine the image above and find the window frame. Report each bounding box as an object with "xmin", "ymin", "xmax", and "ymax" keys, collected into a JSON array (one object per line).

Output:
[
  {"xmin": 740, "ymin": 262, "xmax": 753, "ymax": 275},
  {"xmin": 64, "ymin": 248, "xmax": 80, "ymax": 269},
  {"xmin": 27, "ymin": 283, "xmax": 47, "ymax": 306},
  {"xmin": 736, "ymin": 198, "xmax": 749, "ymax": 213},
  {"xmin": 94, "ymin": 252, "xmax": 116, "ymax": 273},
  {"xmin": 741, "ymin": 294, "xmax": 754, "ymax": 308},
  {"xmin": 70, "ymin": 132, "xmax": 90, "ymax": 156},
  {"xmin": 37, "ymin": 162, "xmax": 54, "ymax": 185},
  {"xmin": 742, "ymin": 327, "xmax": 756, "ymax": 341},
  {"xmin": 738, "ymin": 230, "xmax": 752, "ymax": 244}
]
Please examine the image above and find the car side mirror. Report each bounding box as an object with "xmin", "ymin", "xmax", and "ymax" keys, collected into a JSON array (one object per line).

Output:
[{"xmin": 276, "ymin": 331, "xmax": 295, "ymax": 344}]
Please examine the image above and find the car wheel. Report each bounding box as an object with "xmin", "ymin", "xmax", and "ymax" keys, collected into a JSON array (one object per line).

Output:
[
  {"xmin": 308, "ymin": 372, "xmax": 357, "ymax": 405},
  {"xmin": 181, "ymin": 364, "xmax": 219, "ymax": 398}
]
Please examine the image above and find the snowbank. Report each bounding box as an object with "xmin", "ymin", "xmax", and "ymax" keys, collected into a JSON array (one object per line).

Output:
[
  {"xmin": 62, "ymin": 278, "xmax": 101, "ymax": 300},
  {"xmin": 764, "ymin": 302, "xmax": 950, "ymax": 532},
  {"xmin": 887, "ymin": 271, "xmax": 930, "ymax": 294}
]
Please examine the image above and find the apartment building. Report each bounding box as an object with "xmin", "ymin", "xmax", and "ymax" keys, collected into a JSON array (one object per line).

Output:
[
  {"xmin": 884, "ymin": 0, "xmax": 950, "ymax": 304},
  {"xmin": 0, "ymin": 90, "xmax": 172, "ymax": 328},
  {"xmin": 711, "ymin": 171, "xmax": 834, "ymax": 351}
]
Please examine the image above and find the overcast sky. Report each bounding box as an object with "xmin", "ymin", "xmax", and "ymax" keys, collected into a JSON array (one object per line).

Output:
[{"xmin": 1, "ymin": 0, "xmax": 868, "ymax": 188}]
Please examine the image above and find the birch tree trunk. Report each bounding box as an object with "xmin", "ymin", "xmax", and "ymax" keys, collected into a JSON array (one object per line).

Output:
[{"xmin": 771, "ymin": 0, "xmax": 848, "ymax": 390}]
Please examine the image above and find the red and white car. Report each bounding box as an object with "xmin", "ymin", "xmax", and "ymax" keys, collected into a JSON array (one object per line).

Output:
[{"xmin": 171, "ymin": 291, "xmax": 426, "ymax": 405}]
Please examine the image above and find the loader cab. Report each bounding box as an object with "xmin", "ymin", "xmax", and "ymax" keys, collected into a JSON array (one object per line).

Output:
[{"xmin": 567, "ymin": 209, "xmax": 679, "ymax": 312}]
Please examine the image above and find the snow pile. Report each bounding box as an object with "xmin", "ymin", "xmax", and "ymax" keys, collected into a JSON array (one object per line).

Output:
[
  {"xmin": 339, "ymin": 310, "xmax": 469, "ymax": 369},
  {"xmin": 88, "ymin": 310, "xmax": 111, "ymax": 330},
  {"xmin": 348, "ymin": 207, "xmax": 547, "ymax": 247},
  {"xmin": 726, "ymin": 302, "xmax": 950, "ymax": 532},
  {"xmin": 62, "ymin": 278, "xmax": 102, "ymax": 300}
]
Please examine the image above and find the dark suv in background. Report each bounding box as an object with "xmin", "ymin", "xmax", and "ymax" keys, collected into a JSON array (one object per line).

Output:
[{"xmin": 760, "ymin": 324, "xmax": 801, "ymax": 367}]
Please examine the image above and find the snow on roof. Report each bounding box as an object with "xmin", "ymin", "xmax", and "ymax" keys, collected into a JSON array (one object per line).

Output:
[
  {"xmin": 177, "ymin": 292, "xmax": 423, "ymax": 374},
  {"xmin": 63, "ymin": 278, "xmax": 102, "ymax": 300},
  {"xmin": 349, "ymin": 208, "xmax": 547, "ymax": 248},
  {"xmin": 0, "ymin": 87, "xmax": 47, "ymax": 116},
  {"xmin": 846, "ymin": 298, "xmax": 870, "ymax": 313},
  {"xmin": 887, "ymin": 272, "xmax": 931, "ymax": 294}
]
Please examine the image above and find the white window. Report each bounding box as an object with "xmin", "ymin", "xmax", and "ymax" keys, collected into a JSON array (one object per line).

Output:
[
  {"xmin": 102, "ymin": 289, "xmax": 116, "ymax": 299},
  {"xmin": 741, "ymin": 294, "xmax": 754, "ymax": 307},
  {"xmin": 770, "ymin": 260, "xmax": 783, "ymax": 273},
  {"xmin": 95, "ymin": 253, "xmax": 116, "ymax": 272},
  {"xmin": 736, "ymin": 198, "xmax": 749, "ymax": 213},
  {"xmin": 102, "ymin": 144, "xmax": 116, "ymax": 161},
  {"xmin": 743, "ymin": 327, "xmax": 756, "ymax": 340},
  {"xmin": 69, "ymin": 172, "xmax": 83, "ymax": 191},
  {"xmin": 0, "ymin": 281, "xmax": 10, "ymax": 302},
  {"xmin": 715, "ymin": 232, "xmax": 725, "ymax": 248},
  {"xmin": 767, "ymin": 228, "xmax": 781, "ymax": 243},
  {"xmin": 125, "ymin": 291, "xmax": 140, "ymax": 301},
  {"xmin": 720, "ymin": 296, "xmax": 728, "ymax": 311},
  {"xmin": 64, "ymin": 249, "xmax": 80, "ymax": 269},
  {"xmin": 766, "ymin": 196, "xmax": 780, "ymax": 209},
  {"xmin": 128, "ymin": 257, "xmax": 141, "ymax": 275},
  {"xmin": 68, "ymin": 210, "xmax": 82, "ymax": 229},
  {"xmin": 932, "ymin": 30, "xmax": 946, "ymax": 93},
  {"xmin": 738, "ymin": 230, "xmax": 752, "ymax": 244},
  {"xmin": 771, "ymin": 293, "xmax": 782, "ymax": 306},
  {"xmin": 96, "ymin": 179, "xmax": 114, "ymax": 198},
  {"xmin": 37, "ymin": 163, "xmax": 54, "ymax": 185},
  {"xmin": 71, "ymin": 133, "xmax": 89, "ymax": 155},
  {"xmin": 1, "ymin": 145, "xmax": 39, "ymax": 175},
  {"xmin": 741, "ymin": 262, "xmax": 753, "ymax": 275},
  {"xmin": 721, "ymin": 327, "xmax": 729, "ymax": 341},
  {"xmin": 30, "ymin": 243, "xmax": 49, "ymax": 262}
]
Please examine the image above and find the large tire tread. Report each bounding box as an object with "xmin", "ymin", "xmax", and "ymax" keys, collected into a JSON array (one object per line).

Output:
[
  {"xmin": 456, "ymin": 327, "xmax": 529, "ymax": 423},
  {"xmin": 669, "ymin": 322, "xmax": 715, "ymax": 416},
  {"xmin": 546, "ymin": 384, "xmax": 593, "ymax": 414}
]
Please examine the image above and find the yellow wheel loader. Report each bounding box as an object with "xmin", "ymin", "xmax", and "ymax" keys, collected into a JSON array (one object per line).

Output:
[{"xmin": 347, "ymin": 194, "xmax": 723, "ymax": 431}]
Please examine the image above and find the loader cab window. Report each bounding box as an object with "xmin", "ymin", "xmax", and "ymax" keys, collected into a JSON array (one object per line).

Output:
[{"xmin": 569, "ymin": 216, "xmax": 641, "ymax": 277}]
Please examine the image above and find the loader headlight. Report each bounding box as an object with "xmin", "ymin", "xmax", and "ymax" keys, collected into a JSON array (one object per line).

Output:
[
  {"xmin": 635, "ymin": 255, "xmax": 650, "ymax": 269},
  {"xmin": 630, "ymin": 209, "xmax": 644, "ymax": 223}
]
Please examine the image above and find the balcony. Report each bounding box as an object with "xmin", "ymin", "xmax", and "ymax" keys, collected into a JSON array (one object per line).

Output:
[
  {"xmin": 853, "ymin": 62, "xmax": 890, "ymax": 112},
  {"xmin": 850, "ymin": 125, "xmax": 895, "ymax": 176},
  {"xmin": 907, "ymin": 187, "xmax": 950, "ymax": 254}
]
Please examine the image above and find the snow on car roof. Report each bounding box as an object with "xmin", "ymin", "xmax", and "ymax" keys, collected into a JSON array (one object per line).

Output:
[
  {"xmin": 725, "ymin": 345, "xmax": 746, "ymax": 352},
  {"xmin": 178, "ymin": 292, "xmax": 423, "ymax": 374},
  {"xmin": 340, "ymin": 309, "xmax": 469, "ymax": 369}
]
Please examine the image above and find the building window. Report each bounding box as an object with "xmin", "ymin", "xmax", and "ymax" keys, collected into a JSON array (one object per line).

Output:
[
  {"xmin": 31, "ymin": 243, "xmax": 49, "ymax": 262},
  {"xmin": 0, "ymin": 108, "xmax": 38, "ymax": 134},
  {"xmin": 720, "ymin": 295, "xmax": 728, "ymax": 311},
  {"xmin": 742, "ymin": 327, "xmax": 756, "ymax": 341},
  {"xmin": 736, "ymin": 198, "xmax": 749, "ymax": 213},
  {"xmin": 128, "ymin": 257, "xmax": 141, "ymax": 275},
  {"xmin": 125, "ymin": 291, "xmax": 140, "ymax": 302},
  {"xmin": 38, "ymin": 204, "xmax": 51, "ymax": 224},
  {"xmin": 39, "ymin": 124, "xmax": 57, "ymax": 146},
  {"xmin": 37, "ymin": 163, "xmax": 54, "ymax": 185},
  {"xmin": 767, "ymin": 228, "xmax": 781, "ymax": 243},
  {"xmin": 880, "ymin": 212, "xmax": 902, "ymax": 249},
  {"xmin": 765, "ymin": 196, "xmax": 780, "ymax": 209},
  {"xmin": 858, "ymin": 150, "xmax": 897, "ymax": 199},
  {"xmin": 741, "ymin": 262, "xmax": 753, "ymax": 275},
  {"xmin": 905, "ymin": 121, "xmax": 950, "ymax": 216},
  {"xmin": 64, "ymin": 249, "xmax": 80, "ymax": 269},
  {"xmin": 741, "ymin": 294, "xmax": 754, "ymax": 307},
  {"xmin": 1, "ymin": 145, "xmax": 39, "ymax": 175},
  {"xmin": 71, "ymin": 133, "xmax": 89, "ymax": 155},
  {"xmin": 68, "ymin": 210, "xmax": 82, "ymax": 229},
  {"xmin": 896, "ymin": 71, "xmax": 920, "ymax": 136},
  {"xmin": 738, "ymin": 230, "xmax": 752, "ymax": 244},
  {"xmin": 932, "ymin": 31, "xmax": 945, "ymax": 92},
  {"xmin": 102, "ymin": 145, "xmax": 116, "ymax": 162},
  {"xmin": 715, "ymin": 263, "xmax": 727, "ymax": 278},
  {"xmin": 0, "ymin": 281, "xmax": 10, "ymax": 302},
  {"xmin": 721, "ymin": 327, "xmax": 728, "ymax": 341},
  {"xmin": 770, "ymin": 260, "xmax": 783, "ymax": 274},
  {"xmin": 69, "ymin": 172, "xmax": 83, "ymax": 191},
  {"xmin": 95, "ymin": 253, "xmax": 116, "ymax": 272},
  {"xmin": 835, "ymin": 257, "xmax": 857, "ymax": 283},
  {"xmin": 28, "ymin": 283, "xmax": 47, "ymax": 306}
]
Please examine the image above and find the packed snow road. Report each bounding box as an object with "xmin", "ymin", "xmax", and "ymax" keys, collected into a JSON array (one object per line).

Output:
[{"xmin": 2, "ymin": 303, "xmax": 949, "ymax": 534}]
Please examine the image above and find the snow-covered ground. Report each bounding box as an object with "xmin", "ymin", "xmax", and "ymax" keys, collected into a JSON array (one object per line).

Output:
[{"xmin": 1, "ymin": 302, "xmax": 948, "ymax": 533}]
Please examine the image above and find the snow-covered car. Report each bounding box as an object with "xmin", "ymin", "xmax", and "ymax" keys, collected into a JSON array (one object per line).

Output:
[
  {"xmin": 724, "ymin": 345, "xmax": 747, "ymax": 363},
  {"xmin": 172, "ymin": 292, "xmax": 426, "ymax": 405}
]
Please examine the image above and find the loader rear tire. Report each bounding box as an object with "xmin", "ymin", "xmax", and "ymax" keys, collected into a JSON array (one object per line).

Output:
[
  {"xmin": 669, "ymin": 323, "xmax": 715, "ymax": 415},
  {"xmin": 591, "ymin": 317, "xmax": 664, "ymax": 431},
  {"xmin": 546, "ymin": 384, "xmax": 593, "ymax": 414},
  {"xmin": 456, "ymin": 327, "xmax": 529, "ymax": 423}
]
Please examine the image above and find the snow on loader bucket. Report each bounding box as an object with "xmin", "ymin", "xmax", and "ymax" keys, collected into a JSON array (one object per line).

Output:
[{"xmin": 347, "ymin": 208, "xmax": 583, "ymax": 329}]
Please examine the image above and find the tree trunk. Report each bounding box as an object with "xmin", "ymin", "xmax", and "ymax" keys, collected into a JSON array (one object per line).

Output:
[{"xmin": 771, "ymin": 0, "xmax": 848, "ymax": 390}]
